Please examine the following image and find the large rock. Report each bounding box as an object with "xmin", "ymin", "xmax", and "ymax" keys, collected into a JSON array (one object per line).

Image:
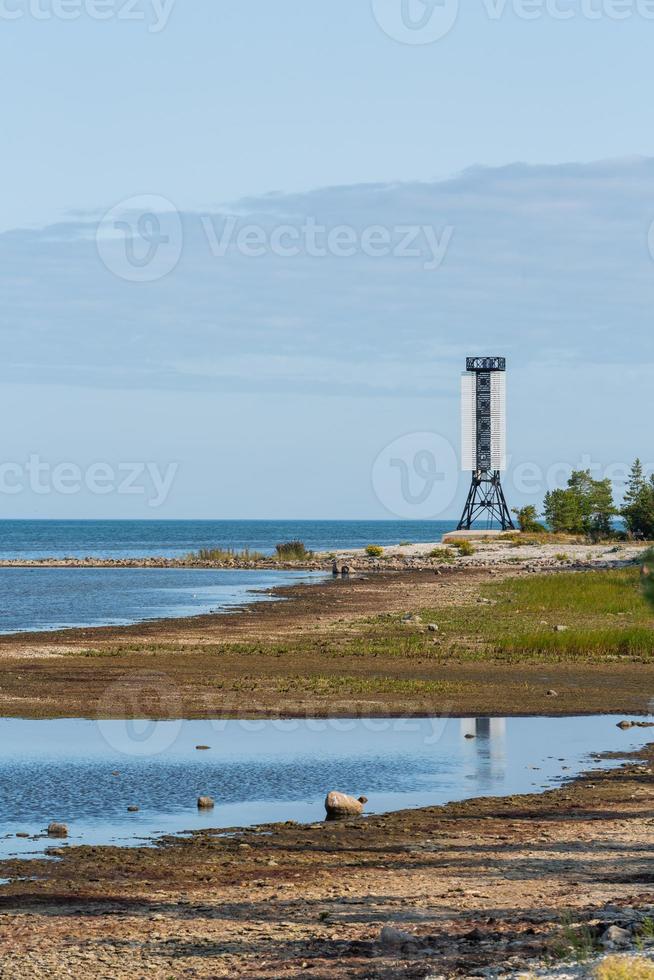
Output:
[
  {"xmin": 197, "ymin": 796, "xmax": 215, "ymax": 809},
  {"xmin": 324, "ymin": 791, "xmax": 368, "ymax": 818}
]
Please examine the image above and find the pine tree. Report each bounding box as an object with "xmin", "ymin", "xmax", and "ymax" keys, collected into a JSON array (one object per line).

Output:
[{"xmin": 622, "ymin": 459, "xmax": 654, "ymax": 539}]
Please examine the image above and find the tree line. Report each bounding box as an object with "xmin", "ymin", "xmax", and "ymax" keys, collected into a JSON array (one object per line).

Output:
[{"xmin": 512, "ymin": 459, "xmax": 654, "ymax": 540}]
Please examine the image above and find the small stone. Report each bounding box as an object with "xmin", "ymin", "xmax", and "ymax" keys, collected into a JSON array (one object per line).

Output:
[
  {"xmin": 600, "ymin": 924, "xmax": 632, "ymax": 948},
  {"xmin": 127, "ymin": 806, "xmax": 140, "ymax": 812},
  {"xmin": 464, "ymin": 733, "xmax": 476, "ymax": 740},
  {"xmin": 47, "ymin": 822, "xmax": 68, "ymax": 837},
  {"xmin": 195, "ymin": 745, "xmax": 211, "ymax": 750},
  {"xmin": 546, "ymin": 690, "xmax": 558, "ymax": 698},
  {"xmin": 379, "ymin": 925, "xmax": 416, "ymax": 947},
  {"xmin": 617, "ymin": 721, "xmax": 634, "ymax": 730},
  {"xmin": 197, "ymin": 796, "xmax": 215, "ymax": 809},
  {"xmin": 427, "ymin": 623, "xmax": 439, "ymax": 633},
  {"xmin": 15, "ymin": 832, "xmax": 30, "ymax": 839},
  {"xmin": 554, "ymin": 625, "xmax": 568, "ymax": 632}
]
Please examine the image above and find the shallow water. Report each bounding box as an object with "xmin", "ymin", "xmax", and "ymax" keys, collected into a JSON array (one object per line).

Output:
[
  {"xmin": 0, "ymin": 715, "xmax": 650, "ymax": 860},
  {"xmin": 0, "ymin": 567, "xmax": 325, "ymax": 634}
]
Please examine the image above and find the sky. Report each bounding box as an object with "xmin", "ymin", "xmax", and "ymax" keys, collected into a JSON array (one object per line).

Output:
[{"xmin": 1, "ymin": 0, "xmax": 653, "ymax": 519}]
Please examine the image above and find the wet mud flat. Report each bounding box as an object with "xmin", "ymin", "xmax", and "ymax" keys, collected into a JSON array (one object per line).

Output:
[
  {"xmin": 0, "ymin": 743, "xmax": 652, "ymax": 978},
  {"xmin": 0, "ymin": 567, "xmax": 653, "ymax": 720}
]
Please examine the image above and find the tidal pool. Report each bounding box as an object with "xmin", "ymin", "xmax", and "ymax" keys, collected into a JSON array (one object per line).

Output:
[{"xmin": 0, "ymin": 714, "xmax": 651, "ymax": 860}]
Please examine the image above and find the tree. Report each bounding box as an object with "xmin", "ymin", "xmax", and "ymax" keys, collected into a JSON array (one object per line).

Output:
[
  {"xmin": 543, "ymin": 470, "xmax": 616, "ymax": 537},
  {"xmin": 622, "ymin": 459, "xmax": 654, "ymax": 539},
  {"xmin": 511, "ymin": 505, "xmax": 545, "ymax": 533}
]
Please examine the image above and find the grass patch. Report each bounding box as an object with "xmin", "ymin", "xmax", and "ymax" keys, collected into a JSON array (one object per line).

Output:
[
  {"xmin": 595, "ymin": 957, "xmax": 654, "ymax": 980},
  {"xmin": 275, "ymin": 540, "xmax": 312, "ymax": 560},
  {"xmin": 185, "ymin": 547, "xmax": 265, "ymax": 563},
  {"xmin": 428, "ymin": 547, "xmax": 456, "ymax": 563},
  {"xmin": 492, "ymin": 626, "xmax": 654, "ymax": 660}
]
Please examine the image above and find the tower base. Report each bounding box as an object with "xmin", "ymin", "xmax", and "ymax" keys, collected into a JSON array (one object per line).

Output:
[{"xmin": 457, "ymin": 471, "xmax": 515, "ymax": 531}]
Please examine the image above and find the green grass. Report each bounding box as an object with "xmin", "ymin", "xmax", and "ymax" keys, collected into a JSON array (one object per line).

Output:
[
  {"xmin": 275, "ymin": 540, "xmax": 312, "ymax": 560},
  {"xmin": 428, "ymin": 547, "xmax": 456, "ymax": 563},
  {"xmin": 72, "ymin": 568, "xmax": 654, "ymax": 672},
  {"xmin": 185, "ymin": 547, "xmax": 265, "ymax": 563}
]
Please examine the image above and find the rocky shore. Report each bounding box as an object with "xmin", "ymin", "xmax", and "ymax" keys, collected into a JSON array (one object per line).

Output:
[
  {"xmin": 0, "ymin": 535, "xmax": 647, "ymax": 573},
  {"xmin": 0, "ymin": 741, "xmax": 652, "ymax": 978}
]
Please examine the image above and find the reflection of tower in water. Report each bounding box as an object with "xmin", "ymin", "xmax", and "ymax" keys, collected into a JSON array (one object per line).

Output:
[{"xmin": 460, "ymin": 717, "xmax": 507, "ymax": 786}]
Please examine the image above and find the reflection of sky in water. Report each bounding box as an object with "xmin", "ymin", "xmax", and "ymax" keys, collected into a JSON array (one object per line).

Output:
[
  {"xmin": 0, "ymin": 715, "xmax": 651, "ymax": 859},
  {"xmin": 0, "ymin": 567, "xmax": 326, "ymax": 634}
]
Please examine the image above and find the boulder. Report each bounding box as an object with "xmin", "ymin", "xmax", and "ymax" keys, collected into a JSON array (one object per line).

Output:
[
  {"xmin": 47, "ymin": 822, "xmax": 68, "ymax": 837},
  {"xmin": 324, "ymin": 792, "xmax": 368, "ymax": 818},
  {"xmin": 617, "ymin": 721, "xmax": 635, "ymax": 730},
  {"xmin": 197, "ymin": 796, "xmax": 215, "ymax": 809}
]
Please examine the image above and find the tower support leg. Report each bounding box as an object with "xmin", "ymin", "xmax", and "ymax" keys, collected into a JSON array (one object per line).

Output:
[{"xmin": 457, "ymin": 471, "xmax": 515, "ymax": 531}]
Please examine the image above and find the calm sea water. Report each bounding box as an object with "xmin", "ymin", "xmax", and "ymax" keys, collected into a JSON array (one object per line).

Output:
[
  {"xmin": 0, "ymin": 567, "xmax": 326, "ymax": 634},
  {"xmin": 0, "ymin": 519, "xmax": 457, "ymax": 560},
  {"xmin": 0, "ymin": 715, "xmax": 649, "ymax": 860}
]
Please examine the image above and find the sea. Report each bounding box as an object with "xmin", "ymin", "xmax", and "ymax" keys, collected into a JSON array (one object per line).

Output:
[
  {"xmin": 0, "ymin": 520, "xmax": 457, "ymax": 633},
  {"xmin": 0, "ymin": 519, "xmax": 457, "ymax": 561}
]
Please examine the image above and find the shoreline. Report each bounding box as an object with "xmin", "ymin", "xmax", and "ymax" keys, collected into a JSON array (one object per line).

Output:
[
  {"xmin": 0, "ymin": 532, "xmax": 648, "ymax": 571},
  {"xmin": 0, "ymin": 563, "xmax": 652, "ymax": 720},
  {"xmin": 0, "ymin": 738, "xmax": 652, "ymax": 977}
]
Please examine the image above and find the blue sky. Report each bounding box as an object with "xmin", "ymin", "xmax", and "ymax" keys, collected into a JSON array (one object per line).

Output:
[{"xmin": 1, "ymin": 1, "xmax": 653, "ymax": 518}]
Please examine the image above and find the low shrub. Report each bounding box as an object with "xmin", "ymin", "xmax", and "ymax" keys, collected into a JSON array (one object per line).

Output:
[
  {"xmin": 365, "ymin": 545, "xmax": 384, "ymax": 558},
  {"xmin": 454, "ymin": 540, "xmax": 476, "ymax": 557},
  {"xmin": 275, "ymin": 540, "xmax": 311, "ymax": 560},
  {"xmin": 428, "ymin": 547, "xmax": 455, "ymax": 563}
]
